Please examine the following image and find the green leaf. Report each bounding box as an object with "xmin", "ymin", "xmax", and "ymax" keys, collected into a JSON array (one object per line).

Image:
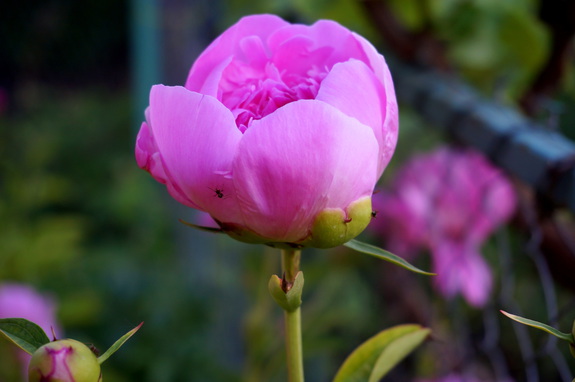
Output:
[
  {"xmin": 97, "ymin": 322, "xmax": 143, "ymax": 365},
  {"xmin": 333, "ymin": 324, "xmax": 430, "ymax": 382},
  {"xmin": 268, "ymin": 272, "xmax": 304, "ymax": 312},
  {"xmin": 344, "ymin": 240, "xmax": 435, "ymax": 276},
  {"xmin": 501, "ymin": 311, "xmax": 573, "ymax": 343},
  {"xmin": 369, "ymin": 328, "xmax": 430, "ymax": 381},
  {"xmin": 0, "ymin": 318, "xmax": 51, "ymax": 355},
  {"xmin": 179, "ymin": 219, "xmax": 223, "ymax": 234}
]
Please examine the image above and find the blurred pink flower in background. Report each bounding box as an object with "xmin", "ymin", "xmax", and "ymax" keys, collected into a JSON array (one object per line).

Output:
[
  {"xmin": 372, "ymin": 146, "xmax": 516, "ymax": 306},
  {"xmin": 136, "ymin": 14, "xmax": 398, "ymax": 248},
  {"xmin": 0, "ymin": 283, "xmax": 61, "ymax": 377}
]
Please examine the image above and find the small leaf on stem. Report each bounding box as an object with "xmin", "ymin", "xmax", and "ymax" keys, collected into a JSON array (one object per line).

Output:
[
  {"xmin": 97, "ymin": 322, "xmax": 143, "ymax": 365},
  {"xmin": 268, "ymin": 272, "xmax": 304, "ymax": 312},
  {"xmin": 179, "ymin": 219, "xmax": 223, "ymax": 233},
  {"xmin": 0, "ymin": 318, "xmax": 50, "ymax": 355},
  {"xmin": 344, "ymin": 240, "xmax": 435, "ymax": 275}
]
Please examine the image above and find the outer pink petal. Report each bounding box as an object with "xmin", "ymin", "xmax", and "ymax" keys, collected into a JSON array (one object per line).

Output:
[
  {"xmin": 232, "ymin": 100, "xmax": 379, "ymax": 242},
  {"xmin": 316, "ymin": 59, "xmax": 397, "ymax": 175},
  {"xmin": 185, "ymin": 14, "xmax": 289, "ymax": 94},
  {"xmin": 352, "ymin": 33, "xmax": 399, "ymax": 172},
  {"xmin": 136, "ymin": 120, "xmax": 201, "ymax": 209},
  {"xmin": 351, "ymin": 32, "xmax": 392, "ymax": 94},
  {"xmin": 148, "ymin": 85, "xmax": 244, "ymax": 224}
]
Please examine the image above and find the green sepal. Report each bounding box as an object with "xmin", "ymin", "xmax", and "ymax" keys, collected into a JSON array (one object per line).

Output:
[
  {"xmin": 344, "ymin": 240, "xmax": 435, "ymax": 276},
  {"xmin": 97, "ymin": 322, "xmax": 143, "ymax": 365},
  {"xmin": 301, "ymin": 197, "xmax": 372, "ymax": 249},
  {"xmin": 268, "ymin": 272, "xmax": 304, "ymax": 312},
  {"xmin": 0, "ymin": 318, "xmax": 51, "ymax": 355},
  {"xmin": 501, "ymin": 311, "xmax": 573, "ymax": 343},
  {"xmin": 179, "ymin": 219, "xmax": 224, "ymax": 234},
  {"xmin": 333, "ymin": 324, "xmax": 430, "ymax": 382}
]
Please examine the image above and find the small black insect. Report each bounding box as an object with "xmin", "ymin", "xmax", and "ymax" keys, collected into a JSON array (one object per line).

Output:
[
  {"xmin": 371, "ymin": 210, "xmax": 378, "ymax": 218},
  {"xmin": 209, "ymin": 187, "xmax": 226, "ymax": 199}
]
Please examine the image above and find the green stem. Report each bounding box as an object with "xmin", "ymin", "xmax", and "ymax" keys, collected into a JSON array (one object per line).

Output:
[
  {"xmin": 282, "ymin": 248, "xmax": 301, "ymax": 283},
  {"xmin": 281, "ymin": 248, "xmax": 304, "ymax": 382}
]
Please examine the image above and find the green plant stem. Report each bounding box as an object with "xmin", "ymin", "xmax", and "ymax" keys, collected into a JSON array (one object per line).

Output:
[
  {"xmin": 281, "ymin": 248, "xmax": 304, "ymax": 382},
  {"xmin": 282, "ymin": 248, "xmax": 301, "ymax": 283}
]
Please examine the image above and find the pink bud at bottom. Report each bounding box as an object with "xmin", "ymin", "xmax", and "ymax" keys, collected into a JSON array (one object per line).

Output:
[{"xmin": 28, "ymin": 339, "xmax": 102, "ymax": 382}]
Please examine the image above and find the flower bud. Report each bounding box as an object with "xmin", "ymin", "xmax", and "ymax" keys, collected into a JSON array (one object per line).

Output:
[{"xmin": 28, "ymin": 339, "xmax": 102, "ymax": 382}]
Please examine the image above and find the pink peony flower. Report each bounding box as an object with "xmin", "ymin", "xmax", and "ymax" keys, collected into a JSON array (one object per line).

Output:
[
  {"xmin": 0, "ymin": 283, "xmax": 61, "ymax": 377},
  {"xmin": 372, "ymin": 147, "xmax": 516, "ymax": 306},
  {"xmin": 136, "ymin": 14, "xmax": 398, "ymax": 248}
]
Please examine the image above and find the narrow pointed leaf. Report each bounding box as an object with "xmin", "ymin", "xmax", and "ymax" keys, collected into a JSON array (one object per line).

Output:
[
  {"xmin": 179, "ymin": 219, "xmax": 223, "ymax": 233},
  {"xmin": 97, "ymin": 322, "xmax": 143, "ymax": 365},
  {"xmin": 344, "ymin": 240, "xmax": 435, "ymax": 275},
  {"xmin": 333, "ymin": 324, "xmax": 430, "ymax": 382},
  {"xmin": 501, "ymin": 311, "xmax": 573, "ymax": 343},
  {"xmin": 369, "ymin": 328, "xmax": 430, "ymax": 382},
  {"xmin": 0, "ymin": 318, "xmax": 50, "ymax": 355}
]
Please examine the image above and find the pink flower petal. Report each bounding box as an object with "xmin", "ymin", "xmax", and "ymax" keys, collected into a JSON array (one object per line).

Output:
[
  {"xmin": 185, "ymin": 14, "xmax": 289, "ymax": 94},
  {"xmin": 351, "ymin": 32, "xmax": 393, "ymax": 94},
  {"xmin": 351, "ymin": 33, "xmax": 399, "ymax": 172},
  {"xmin": 148, "ymin": 85, "xmax": 244, "ymax": 223},
  {"xmin": 0, "ymin": 283, "xmax": 61, "ymax": 377},
  {"xmin": 232, "ymin": 100, "xmax": 379, "ymax": 242},
  {"xmin": 316, "ymin": 59, "xmax": 397, "ymax": 175},
  {"xmin": 268, "ymin": 20, "xmax": 369, "ymax": 74},
  {"xmin": 432, "ymin": 241, "xmax": 492, "ymax": 307},
  {"xmin": 136, "ymin": 120, "xmax": 200, "ymax": 209}
]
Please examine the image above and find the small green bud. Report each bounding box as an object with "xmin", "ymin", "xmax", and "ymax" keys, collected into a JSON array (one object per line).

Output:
[
  {"xmin": 268, "ymin": 271, "xmax": 305, "ymax": 312},
  {"xmin": 28, "ymin": 339, "xmax": 102, "ymax": 382},
  {"xmin": 301, "ymin": 197, "xmax": 372, "ymax": 249}
]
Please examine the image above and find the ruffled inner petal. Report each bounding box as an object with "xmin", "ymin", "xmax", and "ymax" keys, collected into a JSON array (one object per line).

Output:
[
  {"xmin": 268, "ymin": 20, "xmax": 370, "ymax": 72},
  {"xmin": 186, "ymin": 14, "xmax": 289, "ymax": 93}
]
